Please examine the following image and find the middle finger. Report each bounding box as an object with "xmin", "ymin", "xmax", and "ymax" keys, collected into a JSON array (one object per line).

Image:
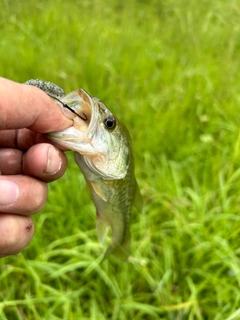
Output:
[{"xmin": 0, "ymin": 148, "xmax": 22, "ymax": 175}]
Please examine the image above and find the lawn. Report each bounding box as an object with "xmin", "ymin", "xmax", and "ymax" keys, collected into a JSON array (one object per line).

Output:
[{"xmin": 1, "ymin": 0, "xmax": 240, "ymax": 319}]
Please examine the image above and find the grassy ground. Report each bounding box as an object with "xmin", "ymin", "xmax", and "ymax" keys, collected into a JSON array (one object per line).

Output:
[{"xmin": 1, "ymin": 0, "xmax": 240, "ymax": 318}]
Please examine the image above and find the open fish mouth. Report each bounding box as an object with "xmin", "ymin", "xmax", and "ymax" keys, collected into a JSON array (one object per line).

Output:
[
  {"xmin": 61, "ymin": 89, "xmax": 94, "ymax": 131},
  {"xmin": 47, "ymin": 89, "xmax": 99, "ymax": 152}
]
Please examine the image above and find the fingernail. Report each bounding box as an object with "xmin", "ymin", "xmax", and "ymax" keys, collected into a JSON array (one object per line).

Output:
[
  {"xmin": 0, "ymin": 181, "xmax": 19, "ymax": 206},
  {"xmin": 45, "ymin": 146, "xmax": 62, "ymax": 175}
]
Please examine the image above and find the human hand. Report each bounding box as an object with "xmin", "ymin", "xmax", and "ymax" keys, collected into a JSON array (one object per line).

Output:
[{"xmin": 0, "ymin": 77, "xmax": 73, "ymax": 258}]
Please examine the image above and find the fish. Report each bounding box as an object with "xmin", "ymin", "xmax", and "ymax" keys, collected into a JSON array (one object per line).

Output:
[{"xmin": 25, "ymin": 80, "xmax": 143, "ymax": 261}]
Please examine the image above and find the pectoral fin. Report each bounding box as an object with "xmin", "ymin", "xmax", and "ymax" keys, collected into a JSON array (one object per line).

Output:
[
  {"xmin": 96, "ymin": 214, "xmax": 109, "ymax": 245},
  {"xmin": 88, "ymin": 181, "xmax": 107, "ymax": 202}
]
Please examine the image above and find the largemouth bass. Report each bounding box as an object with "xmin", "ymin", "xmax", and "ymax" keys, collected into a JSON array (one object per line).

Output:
[{"xmin": 25, "ymin": 80, "xmax": 142, "ymax": 261}]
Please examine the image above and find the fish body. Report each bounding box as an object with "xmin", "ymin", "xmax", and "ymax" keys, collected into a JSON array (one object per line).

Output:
[
  {"xmin": 74, "ymin": 127, "xmax": 138, "ymax": 260},
  {"xmin": 26, "ymin": 80, "xmax": 142, "ymax": 260}
]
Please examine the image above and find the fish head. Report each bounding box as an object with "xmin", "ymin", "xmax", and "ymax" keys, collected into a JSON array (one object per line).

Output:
[{"xmin": 47, "ymin": 89, "xmax": 131, "ymax": 180}]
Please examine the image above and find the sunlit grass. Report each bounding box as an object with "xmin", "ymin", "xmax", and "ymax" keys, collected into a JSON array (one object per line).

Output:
[{"xmin": 1, "ymin": 0, "xmax": 240, "ymax": 318}]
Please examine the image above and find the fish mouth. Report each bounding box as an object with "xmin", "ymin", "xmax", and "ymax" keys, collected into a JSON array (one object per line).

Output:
[{"xmin": 47, "ymin": 89, "xmax": 99, "ymax": 152}]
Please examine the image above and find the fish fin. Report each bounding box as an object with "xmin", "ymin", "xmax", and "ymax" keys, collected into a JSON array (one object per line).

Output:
[
  {"xmin": 89, "ymin": 181, "xmax": 107, "ymax": 202},
  {"xmin": 133, "ymin": 180, "xmax": 143, "ymax": 213},
  {"xmin": 96, "ymin": 215, "xmax": 109, "ymax": 245},
  {"xmin": 102, "ymin": 234, "xmax": 131, "ymax": 262}
]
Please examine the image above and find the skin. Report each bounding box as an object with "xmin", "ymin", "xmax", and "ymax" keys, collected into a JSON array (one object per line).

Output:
[{"xmin": 0, "ymin": 77, "xmax": 73, "ymax": 258}]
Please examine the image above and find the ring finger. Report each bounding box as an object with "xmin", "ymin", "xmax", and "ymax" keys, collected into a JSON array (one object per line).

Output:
[{"xmin": 0, "ymin": 175, "xmax": 47, "ymax": 215}]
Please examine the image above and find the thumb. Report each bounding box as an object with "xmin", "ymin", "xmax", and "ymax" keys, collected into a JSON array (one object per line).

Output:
[{"xmin": 0, "ymin": 77, "xmax": 73, "ymax": 133}]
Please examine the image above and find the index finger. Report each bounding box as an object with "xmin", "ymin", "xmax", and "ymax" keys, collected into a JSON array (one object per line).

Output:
[{"xmin": 0, "ymin": 77, "xmax": 73, "ymax": 133}]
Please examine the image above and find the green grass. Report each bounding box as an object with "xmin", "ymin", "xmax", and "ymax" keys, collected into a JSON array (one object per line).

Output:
[{"xmin": 1, "ymin": 0, "xmax": 240, "ymax": 318}]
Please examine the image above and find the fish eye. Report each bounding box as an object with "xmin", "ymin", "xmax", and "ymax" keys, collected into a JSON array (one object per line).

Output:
[{"xmin": 104, "ymin": 115, "xmax": 116, "ymax": 130}]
